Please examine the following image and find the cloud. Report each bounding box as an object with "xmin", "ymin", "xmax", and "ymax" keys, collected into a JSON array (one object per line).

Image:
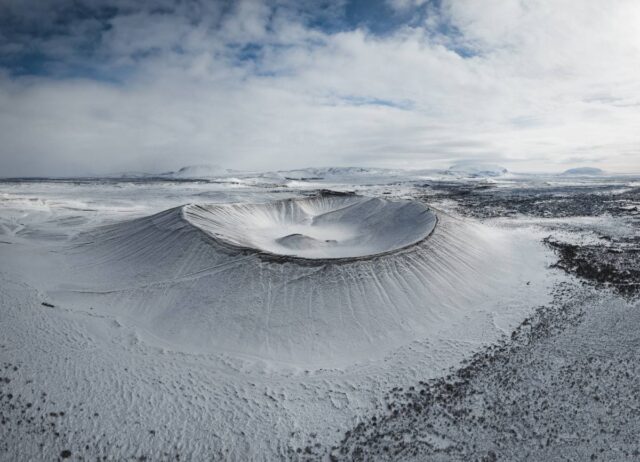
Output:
[{"xmin": 0, "ymin": 0, "xmax": 639, "ymax": 176}]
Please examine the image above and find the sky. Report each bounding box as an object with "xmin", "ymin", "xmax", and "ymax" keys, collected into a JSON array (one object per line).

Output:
[{"xmin": 0, "ymin": 0, "xmax": 639, "ymax": 176}]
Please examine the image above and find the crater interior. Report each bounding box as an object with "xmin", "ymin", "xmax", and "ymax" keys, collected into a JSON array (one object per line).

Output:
[{"xmin": 183, "ymin": 194, "xmax": 437, "ymax": 259}]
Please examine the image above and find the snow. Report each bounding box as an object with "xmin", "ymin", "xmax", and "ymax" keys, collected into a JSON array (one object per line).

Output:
[{"xmin": 0, "ymin": 174, "xmax": 563, "ymax": 459}]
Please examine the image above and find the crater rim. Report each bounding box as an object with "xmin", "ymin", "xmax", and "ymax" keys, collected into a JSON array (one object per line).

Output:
[{"xmin": 182, "ymin": 193, "xmax": 438, "ymax": 263}]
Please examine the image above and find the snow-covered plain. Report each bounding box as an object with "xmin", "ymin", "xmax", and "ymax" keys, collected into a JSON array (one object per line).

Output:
[{"xmin": 1, "ymin": 169, "xmax": 636, "ymax": 460}]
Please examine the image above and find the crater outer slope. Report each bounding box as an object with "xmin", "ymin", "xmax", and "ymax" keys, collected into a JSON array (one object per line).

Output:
[{"xmin": 59, "ymin": 194, "xmax": 548, "ymax": 368}]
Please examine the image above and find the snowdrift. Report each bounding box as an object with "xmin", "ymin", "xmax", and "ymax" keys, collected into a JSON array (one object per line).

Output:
[{"xmin": 60, "ymin": 193, "xmax": 545, "ymax": 368}]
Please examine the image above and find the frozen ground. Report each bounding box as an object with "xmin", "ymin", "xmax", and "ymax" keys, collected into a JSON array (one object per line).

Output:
[{"xmin": 0, "ymin": 170, "xmax": 639, "ymax": 460}]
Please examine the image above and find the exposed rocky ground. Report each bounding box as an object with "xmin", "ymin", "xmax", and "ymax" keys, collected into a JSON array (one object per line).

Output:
[
  {"xmin": 544, "ymin": 238, "xmax": 640, "ymax": 296},
  {"xmin": 424, "ymin": 181, "xmax": 640, "ymax": 219},
  {"xmin": 428, "ymin": 180, "xmax": 640, "ymax": 297},
  {"xmin": 332, "ymin": 284, "xmax": 640, "ymax": 461},
  {"xmin": 331, "ymin": 181, "xmax": 640, "ymax": 461},
  {"xmin": 0, "ymin": 360, "xmax": 79, "ymax": 461}
]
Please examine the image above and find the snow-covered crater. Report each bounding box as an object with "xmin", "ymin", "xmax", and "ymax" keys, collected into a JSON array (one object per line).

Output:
[
  {"xmin": 183, "ymin": 194, "xmax": 437, "ymax": 260},
  {"xmin": 60, "ymin": 191, "xmax": 551, "ymax": 368}
]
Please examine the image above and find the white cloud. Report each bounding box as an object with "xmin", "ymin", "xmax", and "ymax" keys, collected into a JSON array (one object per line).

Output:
[{"xmin": 1, "ymin": 0, "xmax": 639, "ymax": 176}]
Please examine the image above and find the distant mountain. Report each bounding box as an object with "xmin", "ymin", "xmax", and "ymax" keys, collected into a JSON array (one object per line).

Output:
[
  {"xmin": 446, "ymin": 162, "xmax": 508, "ymax": 178},
  {"xmin": 162, "ymin": 165, "xmax": 230, "ymax": 179},
  {"xmin": 562, "ymin": 167, "xmax": 604, "ymax": 176},
  {"xmin": 277, "ymin": 167, "xmax": 389, "ymax": 180}
]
